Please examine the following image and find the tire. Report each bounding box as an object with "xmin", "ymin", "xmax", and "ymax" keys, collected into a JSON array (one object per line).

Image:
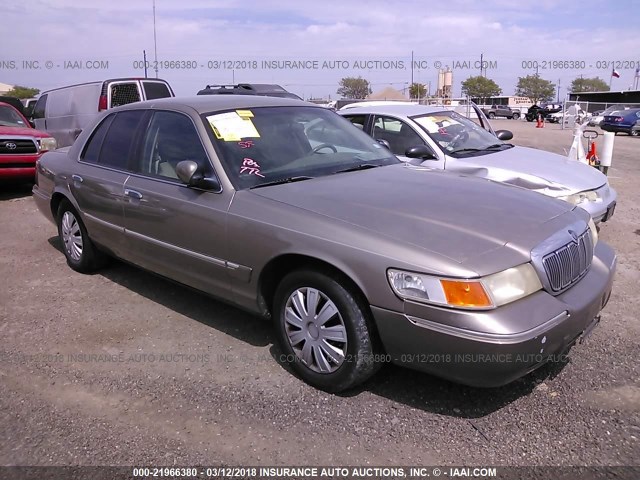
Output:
[
  {"xmin": 630, "ymin": 129, "xmax": 639, "ymax": 137},
  {"xmin": 512, "ymin": 113, "xmax": 520, "ymax": 120},
  {"xmin": 273, "ymin": 269, "xmax": 380, "ymax": 392},
  {"xmin": 488, "ymin": 112, "xmax": 495, "ymax": 119},
  {"xmin": 57, "ymin": 199, "xmax": 107, "ymax": 273}
]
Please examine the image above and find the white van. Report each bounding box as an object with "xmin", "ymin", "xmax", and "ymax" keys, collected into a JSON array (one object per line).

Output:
[{"xmin": 32, "ymin": 78, "xmax": 174, "ymax": 147}]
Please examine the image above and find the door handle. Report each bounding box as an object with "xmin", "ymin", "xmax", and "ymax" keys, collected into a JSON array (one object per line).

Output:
[
  {"xmin": 71, "ymin": 174, "xmax": 83, "ymax": 183},
  {"xmin": 124, "ymin": 189, "xmax": 143, "ymax": 200}
]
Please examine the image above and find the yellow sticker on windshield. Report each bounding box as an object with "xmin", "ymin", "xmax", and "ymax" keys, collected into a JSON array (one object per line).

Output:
[
  {"xmin": 206, "ymin": 112, "xmax": 260, "ymax": 141},
  {"xmin": 236, "ymin": 110, "xmax": 254, "ymax": 118}
]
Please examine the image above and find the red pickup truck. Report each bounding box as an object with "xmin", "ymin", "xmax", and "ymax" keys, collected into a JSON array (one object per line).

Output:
[{"xmin": 0, "ymin": 101, "xmax": 56, "ymax": 183}]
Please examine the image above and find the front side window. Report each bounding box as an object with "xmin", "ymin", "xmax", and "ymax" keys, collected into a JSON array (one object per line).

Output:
[
  {"xmin": 203, "ymin": 106, "xmax": 398, "ymax": 189},
  {"xmin": 97, "ymin": 110, "xmax": 146, "ymax": 170},
  {"xmin": 371, "ymin": 115, "xmax": 425, "ymax": 156},
  {"xmin": 32, "ymin": 94, "xmax": 47, "ymax": 119},
  {"xmin": 136, "ymin": 111, "xmax": 209, "ymax": 180}
]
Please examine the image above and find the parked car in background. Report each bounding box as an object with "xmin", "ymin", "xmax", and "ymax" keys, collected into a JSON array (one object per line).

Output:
[
  {"xmin": 32, "ymin": 78, "xmax": 174, "ymax": 148},
  {"xmin": 481, "ymin": 104, "xmax": 520, "ymax": 119},
  {"xmin": 22, "ymin": 97, "xmax": 38, "ymax": 118},
  {"xmin": 32, "ymin": 96, "xmax": 616, "ymax": 392},
  {"xmin": 0, "ymin": 101, "xmax": 56, "ymax": 183},
  {"xmin": 525, "ymin": 103, "xmax": 562, "ymax": 122},
  {"xmin": 601, "ymin": 108, "xmax": 640, "ymax": 136},
  {"xmin": 339, "ymin": 104, "xmax": 616, "ymax": 223},
  {"xmin": 546, "ymin": 105, "xmax": 590, "ymax": 124},
  {"xmin": 588, "ymin": 105, "xmax": 631, "ymax": 127},
  {"xmin": 197, "ymin": 83, "xmax": 302, "ymax": 100}
]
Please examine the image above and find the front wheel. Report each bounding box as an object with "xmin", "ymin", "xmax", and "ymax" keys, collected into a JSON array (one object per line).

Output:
[
  {"xmin": 273, "ymin": 270, "xmax": 380, "ymax": 392},
  {"xmin": 488, "ymin": 112, "xmax": 495, "ymax": 119},
  {"xmin": 57, "ymin": 200, "xmax": 106, "ymax": 273}
]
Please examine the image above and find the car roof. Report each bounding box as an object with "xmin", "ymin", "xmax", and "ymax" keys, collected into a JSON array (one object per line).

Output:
[
  {"xmin": 336, "ymin": 104, "xmax": 454, "ymax": 117},
  {"xmin": 113, "ymin": 95, "xmax": 313, "ymax": 114}
]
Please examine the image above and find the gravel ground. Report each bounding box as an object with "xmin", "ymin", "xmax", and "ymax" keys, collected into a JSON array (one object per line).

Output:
[{"xmin": 0, "ymin": 121, "xmax": 638, "ymax": 470}]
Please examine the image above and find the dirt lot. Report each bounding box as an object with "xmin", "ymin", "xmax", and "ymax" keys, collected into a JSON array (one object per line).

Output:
[{"xmin": 1, "ymin": 121, "xmax": 639, "ymax": 469}]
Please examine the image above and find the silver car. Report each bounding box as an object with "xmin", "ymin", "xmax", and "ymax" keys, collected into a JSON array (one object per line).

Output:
[
  {"xmin": 32, "ymin": 96, "xmax": 616, "ymax": 392},
  {"xmin": 339, "ymin": 104, "xmax": 617, "ymax": 223}
]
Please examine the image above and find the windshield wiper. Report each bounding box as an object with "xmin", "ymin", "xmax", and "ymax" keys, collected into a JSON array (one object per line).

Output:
[
  {"xmin": 249, "ymin": 176, "xmax": 313, "ymax": 189},
  {"xmin": 450, "ymin": 148, "xmax": 484, "ymax": 154},
  {"xmin": 333, "ymin": 163, "xmax": 381, "ymax": 174},
  {"xmin": 484, "ymin": 143, "xmax": 514, "ymax": 150}
]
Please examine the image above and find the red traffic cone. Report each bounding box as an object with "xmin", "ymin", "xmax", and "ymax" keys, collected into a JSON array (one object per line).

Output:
[
  {"xmin": 536, "ymin": 113, "xmax": 543, "ymax": 128},
  {"xmin": 587, "ymin": 141, "xmax": 599, "ymax": 166}
]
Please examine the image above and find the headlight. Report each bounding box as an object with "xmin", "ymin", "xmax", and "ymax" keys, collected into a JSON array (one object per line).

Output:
[
  {"xmin": 559, "ymin": 190, "xmax": 599, "ymax": 205},
  {"xmin": 588, "ymin": 217, "xmax": 598, "ymax": 246},
  {"xmin": 39, "ymin": 137, "xmax": 57, "ymax": 152},
  {"xmin": 388, "ymin": 264, "xmax": 542, "ymax": 310}
]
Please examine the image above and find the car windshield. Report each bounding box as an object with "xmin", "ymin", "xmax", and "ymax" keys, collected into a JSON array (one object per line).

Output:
[
  {"xmin": 411, "ymin": 110, "xmax": 509, "ymax": 156},
  {"xmin": 203, "ymin": 106, "xmax": 399, "ymax": 189},
  {"xmin": 0, "ymin": 105, "xmax": 28, "ymax": 127}
]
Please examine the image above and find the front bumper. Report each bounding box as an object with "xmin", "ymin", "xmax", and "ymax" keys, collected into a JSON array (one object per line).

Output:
[
  {"xmin": 567, "ymin": 185, "xmax": 617, "ymax": 224},
  {"xmin": 371, "ymin": 241, "xmax": 617, "ymax": 387}
]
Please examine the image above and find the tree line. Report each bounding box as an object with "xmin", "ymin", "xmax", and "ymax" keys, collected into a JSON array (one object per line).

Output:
[{"xmin": 337, "ymin": 75, "xmax": 610, "ymax": 103}]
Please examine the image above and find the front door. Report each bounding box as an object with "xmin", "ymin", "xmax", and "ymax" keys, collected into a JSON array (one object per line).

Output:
[{"xmin": 122, "ymin": 110, "xmax": 233, "ymax": 298}]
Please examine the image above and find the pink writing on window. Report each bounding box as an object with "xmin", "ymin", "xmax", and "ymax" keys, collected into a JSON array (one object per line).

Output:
[{"xmin": 239, "ymin": 157, "xmax": 265, "ymax": 177}]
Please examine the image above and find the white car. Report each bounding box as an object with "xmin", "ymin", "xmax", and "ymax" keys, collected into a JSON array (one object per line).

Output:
[
  {"xmin": 338, "ymin": 103, "xmax": 616, "ymax": 223},
  {"xmin": 547, "ymin": 105, "xmax": 590, "ymax": 125}
]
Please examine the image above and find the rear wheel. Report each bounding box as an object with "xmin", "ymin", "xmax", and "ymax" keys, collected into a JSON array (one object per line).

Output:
[
  {"xmin": 512, "ymin": 112, "xmax": 520, "ymax": 120},
  {"xmin": 273, "ymin": 270, "xmax": 380, "ymax": 392},
  {"xmin": 57, "ymin": 200, "xmax": 107, "ymax": 273},
  {"xmin": 630, "ymin": 129, "xmax": 639, "ymax": 137}
]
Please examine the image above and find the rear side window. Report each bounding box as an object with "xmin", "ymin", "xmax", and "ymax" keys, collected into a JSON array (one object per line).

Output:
[
  {"xmin": 110, "ymin": 83, "xmax": 141, "ymax": 108},
  {"xmin": 32, "ymin": 94, "xmax": 47, "ymax": 119},
  {"xmin": 97, "ymin": 110, "xmax": 146, "ymax": 170},
  {"xmin": 81, "ymin": 114, "xmax": 115, "ymax": 164},
  {"xmin": 143, "ymin": 81, "xmax": 172, "ymax": 100}
]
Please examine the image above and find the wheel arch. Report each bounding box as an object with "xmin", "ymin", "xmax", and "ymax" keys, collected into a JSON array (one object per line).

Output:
[{"xmin": 258, "ymin": 254, "xmax": 371, "ymax": 316}]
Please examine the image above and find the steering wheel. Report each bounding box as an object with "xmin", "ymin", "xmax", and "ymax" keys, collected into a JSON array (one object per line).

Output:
[
  {"xmin": 311, "ymin": 143, "xmax": 338, "ymax": 154},
  {"xmin": 447, "ymin": 130, "xmax": 469, "ymax": 149}
]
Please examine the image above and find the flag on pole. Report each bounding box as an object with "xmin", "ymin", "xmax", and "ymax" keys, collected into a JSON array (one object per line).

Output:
[
  {"xmin": 612, "ymin": 68, "xmax": 620, "ymax": 78},
  {"xmin": 635, "ymin": 67, "xmax": 640, "ymax": 78}
]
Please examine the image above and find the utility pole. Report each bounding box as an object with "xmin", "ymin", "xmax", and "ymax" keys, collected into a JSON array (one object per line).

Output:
[
  {"xmin": 557, "ymin": 78, "xmax": 560, "ymax": 103},
  {"xmin": 480, "ymin": 53, "xmax": 483, "ymax": 77},
  {"xmin": 411, "ymin": 50, "xmax": 414, "ymax": 89},
  {"xmin": 153, "ymin": 0, "xmax": 159, "ymax": 78}
]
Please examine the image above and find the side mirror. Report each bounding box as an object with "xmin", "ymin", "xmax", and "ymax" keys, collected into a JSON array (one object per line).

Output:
[
  {"xmin": 377, "ymin": 138, "xmax": 391, "ymax": 150},
  {"xmin": 495, "ymin": 130, "xmax": 513, "ymax": 141},
  {"xmin": 176, "ymin": 160, "xmax": 220, "ymax": 191},
  {"xmin": 405, "ymin": 145, "xmax": 437, "ymax": 160}
]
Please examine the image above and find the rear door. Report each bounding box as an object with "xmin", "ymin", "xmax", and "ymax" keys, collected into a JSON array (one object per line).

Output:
[
  {"xmin": 31, "ymin": 94, "xmax": 48, "ymax": 130},
  {"xmin": 122, "ymin": 109, "xmax": 233, "ymax": 298},
  {"xmin": 71, "ymin": 110, "xmax": 147, "ymax": 256}
]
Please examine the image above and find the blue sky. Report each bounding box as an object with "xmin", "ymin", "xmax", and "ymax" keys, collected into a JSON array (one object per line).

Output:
[{"xmin": 2, "ymin": 0, "xmax": 639, "ymax": 99}]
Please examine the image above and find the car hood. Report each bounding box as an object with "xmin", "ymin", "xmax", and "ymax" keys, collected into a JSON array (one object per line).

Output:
[
  {"xmin": 446, "ymin": 146, "xmax": 606, "ymax": 197},
  {"xmin": 250, "ymin": 164, "xmax": 574, "ymax": 264},
  {"xmin": 0, "ymin": 126, "xmax": 50, "ymax": 138}
]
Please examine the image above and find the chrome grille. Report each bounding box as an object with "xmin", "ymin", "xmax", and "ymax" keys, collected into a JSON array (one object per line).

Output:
[
  {"xmin": 0, "ymin": 139, "xmax": 38, "ymax": 154},
  {"xmin": 542, "ymin": 229, "xmax": 593, "ymax": 292}
]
